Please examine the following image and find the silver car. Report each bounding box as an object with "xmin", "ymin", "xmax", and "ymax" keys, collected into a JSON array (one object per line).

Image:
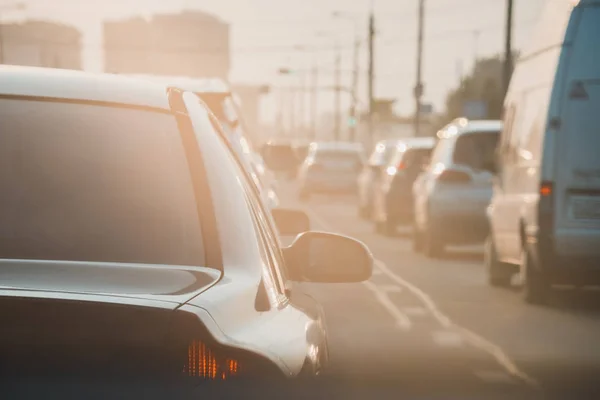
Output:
[
  {"xmin": 412, "ymin": 119, "xmax": 502, "ymax": 257},
  {"xmin": 297, "ymin": 142, "xmax": 365, "ymax": 201}
]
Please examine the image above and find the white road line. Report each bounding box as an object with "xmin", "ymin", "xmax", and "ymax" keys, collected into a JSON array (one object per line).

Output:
[
  {"xmin": 379, "ymin": 284, "xmax": 403, "ymax": 293},
  {"xmin": 375, "ymin": 260, "xmax": 539, "ymax": 389},
  {"xmin": 302, "ymin": 205, "xmax": 541, "ymax": 390},
  {"xmin": 363, "ymin": 281, "xmax": 412, "ymax": 331}
]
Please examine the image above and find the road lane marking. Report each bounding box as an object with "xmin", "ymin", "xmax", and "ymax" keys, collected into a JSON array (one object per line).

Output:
[
  {"xmin": 402, "ymin": 306, "xmax": 428, "ymax": 316},
  {"xmin": 473, "ymin": 370, "xmax": 517, "ymax": 384},
  {"xmin": 375, "ymin": 259, "xmax": 540, "ymax": 389},
  {"xmin": 379, "ymin": 284, "xmax": 403, "ymax": 293},
  {"xmin": 431, "ymin": 330, "xmax": 465, "ymax": 348},
  {"xmin": 302, "ymin": 205, "xmax": 541, "ymax": 390},
  {"xmin": 363, "ymin": 281, "xmax": 412, "ymax": 331}
]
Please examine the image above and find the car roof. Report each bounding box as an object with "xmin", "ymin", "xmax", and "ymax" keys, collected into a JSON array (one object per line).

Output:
[
  {"xmin": 398, "ymin": 137, "xmax": 437, "ymax": 149},
  {"xmin": 437, "ymin": 118, "xmax": 503, "ymax": 139},
  {"xmin": 310, "ymin": 141, "xmax": 364, "ymax": 152},
  {"xmin": 0, "ymin": 66, "xmax": 171, "ymax": 110},
  {"xmin": 125, "ymin": 74, "xmax": 231, "ymax": 94}
]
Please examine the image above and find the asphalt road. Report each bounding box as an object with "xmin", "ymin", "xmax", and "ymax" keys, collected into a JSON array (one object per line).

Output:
[{"xmin": 277, "ymin": 182, "xmax": 600, "ymax": 400}]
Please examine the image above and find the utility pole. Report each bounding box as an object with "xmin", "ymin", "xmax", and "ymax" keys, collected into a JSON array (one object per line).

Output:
[
  {"xmin": 367, "ymin": 6, "xmax": 375, "ymax": 148},
  {"xmin": 349, "ymin": 33, "xmax": 360, "ymax": 142},
  {"xmin": 311, "ymin": 63, "xmax": 318, "ymax": 141},
  {"xmin": 298, "ymin": 71, "xmax": 306, "ymax": 139},
  {"xmin": 414, "ymin": 0, "xmax": 425, "ymax": 137},
  {"xmin": 503, "ymin": 0, "xmax": 514, "ymax": 98},
  {"xmin": 289, "ymin": 84, "xmax": 296, "ymax": 138},
  {"xmin": 334, "ymin": 42, "xmax": 341, "ymax": 142}
]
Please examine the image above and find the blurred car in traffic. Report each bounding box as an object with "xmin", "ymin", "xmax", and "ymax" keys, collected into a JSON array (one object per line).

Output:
[
  {"xmin": 413, "ymin": 119, "xmax": 501, "ymax": 257},
  {"xmin": 357, "ymin": 139, "xmax": 403, "ymax": 219},
  {"xmin": 126, "ymin": 74, "xmax": 280, "ymax": 208},
  {"xmin": 0, "ymin": 66, "xmax": 373, "ymax": 382},
  {"xmin": 297, "ymin": 142, "xmax": 365, "ymax": 201},
  {"xmin": 372, "ymin": 137, "xmax": 436, "ymax": 236},
  {"xmin": 486, "ymin": 0, "xmax": 600, "ymax": 304}
]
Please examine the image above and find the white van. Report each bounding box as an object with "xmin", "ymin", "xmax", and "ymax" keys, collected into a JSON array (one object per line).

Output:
[{"xmin": 487, "ymin": 0, "xmax": 600, "ymax": 304}]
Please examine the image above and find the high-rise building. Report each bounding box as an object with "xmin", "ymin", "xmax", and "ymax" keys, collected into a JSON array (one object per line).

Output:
[
  {"xmin": 103, "ymin": 11, "xmax": 230, "ymax": 79},
  {"xmin": 0, "ymin": 20, "xmax": 82, "ymax": 69}
]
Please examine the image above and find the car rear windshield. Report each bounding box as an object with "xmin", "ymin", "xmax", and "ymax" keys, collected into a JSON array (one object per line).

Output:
[
  {"xmin": 314, "ymin": 150, "xmax": 363, "ymax": 163},
  {"xmin": 453, "ymin": 131, "xmax": 499, "ymax": 171},
  {"xmin": 399, "ymin": 148, "xmax": 433, "ymax": 167},
  {"xmin": 0, "ymin": 99, "xmax": 205, "ymax": 267}
]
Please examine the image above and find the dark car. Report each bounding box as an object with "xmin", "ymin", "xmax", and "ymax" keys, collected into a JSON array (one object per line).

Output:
[
  {"xmin": 372, "ymin": 138, "xmax": 436, "ymax": 235},
  {"xmin": 0, "ymin": 66, "xmax": 373, "ymax": 383}
]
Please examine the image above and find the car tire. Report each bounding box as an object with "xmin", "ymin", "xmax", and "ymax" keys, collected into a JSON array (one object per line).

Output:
[
  {"xmin": 522, "ymin": 248, "xmax": 549, "ymax": 305},
  {"xmin": 423, "ymin": 226, "xmax": 444, "ymax": 258},
  {"xmin": 485, "ymin": 236, "xmax": 512, "ymax": 287},
  {"xmin": 358, "ymin": 203, "xmax": 371, "ymax": 219}
]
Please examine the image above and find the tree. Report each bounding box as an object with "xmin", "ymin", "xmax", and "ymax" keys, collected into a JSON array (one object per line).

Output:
[{"xmin": 432, "ymin": 53, "xmax": 517, "ymax": 133}]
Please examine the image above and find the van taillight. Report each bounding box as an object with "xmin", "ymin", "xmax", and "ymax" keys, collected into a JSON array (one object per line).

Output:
[
  {"xmin": 538, "ymin": 181, "xmax": 554, "ymax": 232},
  {"xmin": 540, "ymin": 181, "xmax": 553, "ymax": 197},
  {"xmin": 437, "ymin": 169, "xmax": 472, "ymax": 184}
]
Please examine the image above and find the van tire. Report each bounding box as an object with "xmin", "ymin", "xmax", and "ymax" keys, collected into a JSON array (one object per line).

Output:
[
  {"xmin": 522, "ymin": 249, "xmax": 549, "ymax": 305},
  {"xmin": 423, "ymin": 226, "xmax": 444, "ymax": 258},
  {"xmin": 412, "ymin": 224, "xmax": 424, "ymax": 253},
  {"xmin": 485, "ymin": 236, "xmax": 512, "ymax": 287}
]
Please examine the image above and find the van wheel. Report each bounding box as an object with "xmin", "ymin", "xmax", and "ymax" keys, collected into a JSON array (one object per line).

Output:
[
  {"xmin": 412, "ymin": 224, "xmax": 424, "ymax": 253},
  {"xmin": 423, "ymin": 226, "xmax": 444, "ymax": 258},
  {"xmin": 522, "ymin": 249, "xmax": 549, "ymax": 305},
  {"xmin": 485, "ymin": 236, "xmax": 512, "ymax": 287}
]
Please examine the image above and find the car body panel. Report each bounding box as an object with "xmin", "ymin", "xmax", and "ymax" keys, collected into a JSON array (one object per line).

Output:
[{"xmin": 0, "ymin": 68, "xmax": 327, "ymax": 379}]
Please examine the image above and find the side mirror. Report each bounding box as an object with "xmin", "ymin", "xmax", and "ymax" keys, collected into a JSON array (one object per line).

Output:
[
  {"xmin": 271, "ymin": 208, "xmax": 310, "ymax": 236},
  {"xmin": 261, "ymin": 143, "xmax": 301, "ymax": 172},
  {"xmin": 283, "ymin": 231, "xmax": 373, "ymax": 283}
]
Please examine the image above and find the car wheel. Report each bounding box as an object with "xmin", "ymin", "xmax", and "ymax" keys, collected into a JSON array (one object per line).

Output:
[
  {"xmin": 383, "ymin": 218, "xmax": 396, "ymax": 237},
  {"xmin": 485, "ymin": 236, "xmax": 513, "ymax": 287},
  {"xmin": 358, "ymin": 203, "xmax": 371, "ymax": 219},
  {"xmin": 522, "ymin": 248, "xmax": 549, "ymax": 305},
  {"xmin": 423, "ymin": 226, "xmax": 444, "ymax": 258}
]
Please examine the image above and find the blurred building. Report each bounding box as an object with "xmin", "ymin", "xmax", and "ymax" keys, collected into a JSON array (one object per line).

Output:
[
  {"xmin": 232, "ymin": 84, "xmax": 271, "ymax": 146},
  {"xmin": 0, "ymin": 20, "xmax": 82, "ymax": 69},
  {"xmin": 104, "ymin": 11, "xmax": 230, "ymax": 79}
]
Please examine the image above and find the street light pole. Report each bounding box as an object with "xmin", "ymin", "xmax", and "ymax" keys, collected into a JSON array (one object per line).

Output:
[
  {"xmin": 414, "ymin": 0, "xmax": 425, "ymax": 137},
  {"xmin": 311, "ymin": 62, "xmax": 318, "ymax": 141},
  {"xmin": 334, "ymin": 41, "xmax": 342, "ymax": 142},
  {"xmin": 503, "ymin": 0, "xmax": 514, "ymax": 97},
  {"xmin": 367, "ymin": 2, "xmax": 375, "ymax": 148}
]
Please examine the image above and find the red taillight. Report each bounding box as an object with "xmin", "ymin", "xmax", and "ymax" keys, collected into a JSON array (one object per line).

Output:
[
  {"xmin": 437, "ymin": 169, "xmax": 472, "ymax": 184},
  {"xmin": 184, "ymin": 340, "xmax": 242, "ymax": 380},
  {"xmin": 540, "ymin": 181, "xmax": 553, "ymax": 197}
]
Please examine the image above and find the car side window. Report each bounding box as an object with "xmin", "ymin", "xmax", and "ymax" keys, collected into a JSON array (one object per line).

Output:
[
  {"xmin": 184, "ymin": 94, "xmax": 287, "ymax": 306},
  {"xmin": 202, "ymin": 102, "xmax": 290, "ymax": 298}
]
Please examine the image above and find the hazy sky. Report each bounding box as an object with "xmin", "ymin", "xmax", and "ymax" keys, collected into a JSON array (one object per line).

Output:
[{"xmin": 6, "ymin": 0, "xmax": 547, "ymax": 123}]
